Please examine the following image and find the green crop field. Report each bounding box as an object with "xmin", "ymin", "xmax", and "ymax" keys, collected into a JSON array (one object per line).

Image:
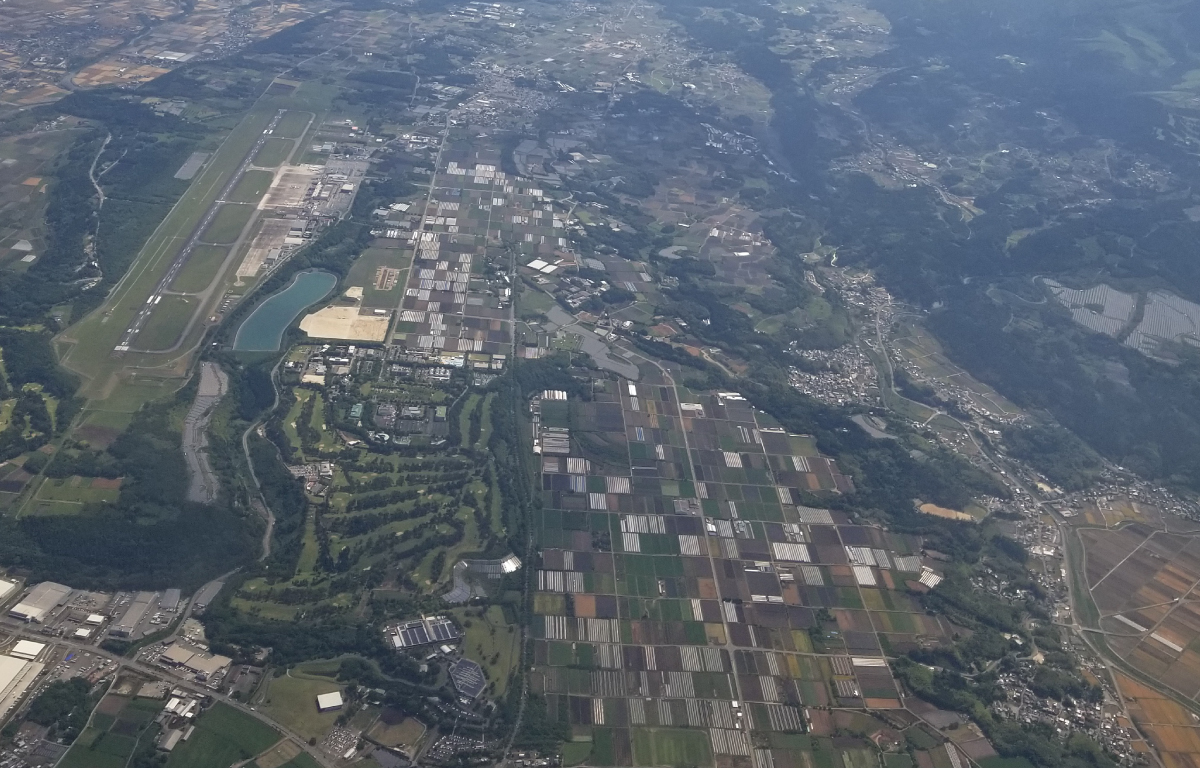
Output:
[
  {"xmin": 630, "ymin": 728, "xmax": 713, "ymax": 768},
  {"xmin": 563, "ymin": 742, "xmax": 593, "ymax": 766},
  {"xmin": 60, "ymin": 696, "xmax": 165, "ymax": 768},
  {"xmin": 166, "ymin": 704, "xmax": 278, "ymax": 768},
  {"xmin": 203, "ymin": 204, "xmax": 255, "ymax": 245},
  {"xmin": 136, "ymin": 295, "xmax": 197, "ymax": 351},
  {"xmin": 229, "ymin": 170, "xmax": 276, "ymax": 204},
  {"xmin": 274, "ymin": 111, "xmax": 314, "ymax": 139},
  {"xmin": 171, "ymin": 245, "xmax": 228, "ymax": 293},
  {"xmin": 253, "ymin": 138, "xmax": 296, "ymax": 168},
  {"xmin": 35, "ymin": 477, "xmax": 120, "ymax": 504},
  {"xmin": 276, "ymin": 754, "xmax": 323, "ymax": 768}
]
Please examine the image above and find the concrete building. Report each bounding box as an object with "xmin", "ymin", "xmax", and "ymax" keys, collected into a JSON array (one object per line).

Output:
[
  {"xmin": 0, "ymin": 655, "xmax": 43, "ymax": 722},
  {"xmin": 160, "ymin": 589, "xmax": 182, "ymax": 612},
  {"xmin": 10, "ymin": 641, "xmax": 45, "ymax": 661},
  {"xmin": 8, "ymin": 582, "xmax": 71, "ymax": 623},
  {"xmin": 160, "ymin": 644, "xmax": 231, "ymax": 681},
  {"xmin": 191, "ymin": 582, "xmax": 224, "ymax": 613},
  {"xmin": 316, "ymin": 691, "xmax": 344, "ymax": 712},
  {"xmin": 0, "ymin": 579, "xmax": 16, "ymax": 604},
  {"xmin": 112, "ymin": 592, "xmax": 155, "ymax": 638},
  {"xmin": 158, "ymin": 729, "xmax": 184, "ymax": 752}
]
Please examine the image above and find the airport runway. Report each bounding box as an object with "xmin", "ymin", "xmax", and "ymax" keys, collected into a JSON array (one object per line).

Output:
[{"xmin": 114, "ymin": 109, "xmax": 286, "ymax": 354}]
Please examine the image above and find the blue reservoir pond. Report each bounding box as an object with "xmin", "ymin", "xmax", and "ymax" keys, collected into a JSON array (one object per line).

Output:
[{"xmin": 232, "ymin": 270, "xmax": 337, "ymax": 352}]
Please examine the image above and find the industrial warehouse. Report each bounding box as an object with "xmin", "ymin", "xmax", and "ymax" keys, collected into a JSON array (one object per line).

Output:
[
  {"xmin": 7, "ymin": 582, "xmax": 72, "ymax": 623},
  {"xmin": 0, "ymin": 652, "xmax": 43, "ymax": 723},
  {"xmin": 157, "ymin": 643, "xmax": 232, "ymax": 682}
]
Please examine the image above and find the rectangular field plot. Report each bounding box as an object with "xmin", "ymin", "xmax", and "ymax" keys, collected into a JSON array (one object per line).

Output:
[
  {"xmin": 630, "ymin": 728, "xmax": 713, "ymax": 767},
  {"xmin": 529, "ymin": 379, "xmax": 925, "ymax": 762}
]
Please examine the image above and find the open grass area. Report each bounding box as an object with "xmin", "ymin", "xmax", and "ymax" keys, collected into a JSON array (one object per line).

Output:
[
  {"xmin": 57, "ymin": 103, "xmax": 279, "ymax": 404},
  {"xmin": 476, "ymin": 393, "xmax": 495, "ymax": 449},
  {"xmin": 452, "ymin": 605, "xmax": 519, "ymax": 697},
  {"xmin": 254, "ymin": 138, "xmax": 296, "ymax": 168},
  {"xmin": 344, "ymin": 246, "xmax": 410, "ymax": 309},
  {"xmin": 203, "ymin": 204, "xmax": 255, "ymax": 245},
  {"xmin": 517, "ymin": 287, "xmax": 555, "ymax": 320},
  {"xmin": 274, "ymin": 754, "xmax": 322, "ymax": 768},
  {"xmin": 35, "ymin": 476, "xmax": 120, "ymax": 504},
  {"xmin": 274, "ymin": 111, "xmax": 314, "ymax": 139},
  {"xmin": 459, "ymin": 394, "xmax": 480, "ymax": 445},
  {"xmin": 229, "ymin": 170, "xmax": 276, "ymax": 204},
  {"xmin": 260, "ymin": 667, "xmax": 343, "ymax": 743},
  {"xmin": 166, "ymin": 703, "xmax": 279, "ymax": 768},
  {"xmin": 171, "ymin": 245, "xmax": 228, "ymax": 293},
  {"xmin": 297, "ymin": 510, "xmax": 321, "ymax": 575},
  {"xmin": 137, "ymin": 295, "xmax": 197, "ymax": 351}
]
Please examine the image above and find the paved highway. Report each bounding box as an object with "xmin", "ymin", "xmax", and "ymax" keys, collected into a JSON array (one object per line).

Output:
[{"xmin": 114, "ymin": 109, "xmax": 286, "ymax": 354}]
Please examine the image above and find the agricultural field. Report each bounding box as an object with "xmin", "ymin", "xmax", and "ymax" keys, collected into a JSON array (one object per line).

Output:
[
  {"xmin": 59, "ymin": 693, "xmax": 166, "ymax": 768},
  {"xmin": 528, "ymin": 376, "xmax": 946, "ymax": 764},
  {"xmin": 1113, "ymin": 672, "xmax": 1200, "ymax": 766},
  {"xmin": 1076, "ymin": 519, "xmax": 1200, "ymax": 701},
  {"xmin": 165, "ymin": 703, "xmax": 280, "ymax": 768},
  {"xmin": 33, "ymin": 474, "xmax": 120, "ymax": 505},
  {"xmin": 0, "ymin": 129, "xmax": 81, "ymax": 271}
]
